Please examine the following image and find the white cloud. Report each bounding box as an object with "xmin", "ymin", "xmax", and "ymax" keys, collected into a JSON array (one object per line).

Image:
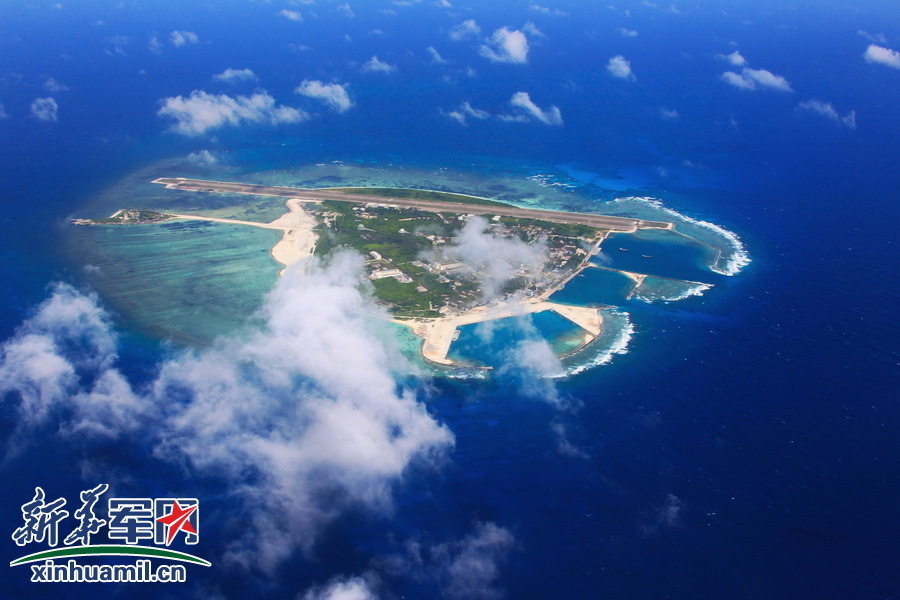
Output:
[
  {"xmin": 743, "ymin": 67, "xmax": 792, "ymax": 91},
  {"xmin": 798, "ymin": 99, "xmax": 856, "ymax": 129},
  {"xmin": 473, "ymin": 313, "xmax": 571, "ymax": 409},
  {"xmin": 361, "ymin": 56, "xmax": 397, "ymax": 73},
  {"xmin": 427, "ymin": 46, "xmax": 447, "ymax": 64},
  {"xmin": 496, "ymin": 114, "xmax": 529, "ymax": 123},
  {"xmin": 337, "ymin": 3, "xmax": 355, "ymax": 18},
  {"xmin": 606, "ymin": 55, "xmax": 634, "ymax": 79},
  {"xmin": 721, "ymin": 70, "xmax": 754, "ymax": 90},
  {"xmin": 443, "ymin": 101, "xmax": 490, "ymax": 125},
  {"xmin": 104, "ymin": 34, "xmax": 131, "ymax": 56},
  {"xmin": 435, "ymin": 0, "xmax": 452, "ymax": 7},
  {"xmin": 2, "ymin": 256, "xmax": 454, "ymax": 572},
  {"xmin": 642, "ymin": 494, "xmax": 684, "ymax": 534},
  {"xmin": 717, "ymin": 53, "xmax": 791, "ymax": 92},
  {"xmin": 0, "ymin": 329, "xmax": 76, "ymax": 425},
  {"xmin": 433, "ymin": 216, "xmax": 549, "ymax": 300},
  {"xmin": 529, "ymin": 3, "xmax": 567, "ymax": 16},
  {"xmin": 522, "ymin": 22, "xmax": 544, "ymax": 38},
  {"xmin": 170, "ymin": 30, "xmax": 199, "ymax": 47},
  {"xmin": 459, "ymin": 101, "xmax": 490, "ymax": 120},
  {"xmin": 158, "ymin": 90, "xmax": 308, "ymax": 136},
  {"xmin": 479, "ymin": 28, "xmax": 529, "ymax": 64},
  {"xmin": 43, "ymin": 77, "xmax": 69, "ymax": 92},
  {"xmin": 717, "ymin": 50, "xmax": 746, "ymax": 66},
  {"xmin": 444, "ymin": 111, "xmax": 466, "ymax": 125},
  {"xmin": 444, "ymin": 94, "xmax": 561, "ymax": 127},
  {"xmin": 381, "ymin": 523, "xmax": 514, "ymax": 600},
  {"xmin": 721, "ymin": 67, "xmax": 791, "ymax": 92},
  {"xmin": 857, "ymin": 30, "xmax": 886, "ymax": 44},
  {"xmin": 658, "ymin": 107, "xmax": 679, "ymax": 120},
  {"xmin": 449, "ymin": 19, "xmax": 481, "ymax": 42},
  {"xmin": 551, "ymin": 422, "xmax": 588, "ymax": 458},
  {"xmin": 618, "ymin": 27, "xmax": 638, "ymax": 37},
  {"xmin": 864, "ymin": 44, "xmax": 900, "ymax": 69},
  {"xmin": 296, "ymin": 80, "xmax": 353, "ymax": 113},
  {"xmin": 661, "ymin": 493, "xmax": 683, "ymax": 526},
  {"xmin": 0, "ymin": 283, "xmax": 144, "ymax": 435},
  {"xmin": 213, "ymin": 68, "xmax": 258, "ymax": 84},
  {"xmin": 186, "ymin": 149, "xmax": 219, "ymax": 165},
  {"xmin": 278, "ymin": 9, "xmax": 303, "ymax": 21},
  {"xmin": 156, "ymin": 253, "xmax": 453, "ymax": 569},
  {"xmin": 301, "ymin": 576, "xmax": 377, "ymax": 600},
  {"xmin": 0, "ymin": 104, "xmax": 7, "ymax": 119},
  {"xmin": 643, "ymin": 2, "xmax": 682, "ymax": 14},
  {"xmin": 431, "ymin": 523, "xmax": 515, "ymax": 600},
  {"xmin": 500, "ymin": 331, "xmax": 565, "ymax": 391},
  {"xmin": 30, "ymin": 97, "xmax": 58, "ymax": 121},
  {"xmin": 148, "ymin": 35, "xmax": 162, "ymax": 53},
  {"xmin": 508, "ymin": 91, "xmax": 562, "ymax": 125}
]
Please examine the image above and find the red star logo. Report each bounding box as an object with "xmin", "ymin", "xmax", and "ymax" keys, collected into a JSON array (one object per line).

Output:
[{"xmin": 156, "ymin": 500, "xmax": 197, "ymax": 546}]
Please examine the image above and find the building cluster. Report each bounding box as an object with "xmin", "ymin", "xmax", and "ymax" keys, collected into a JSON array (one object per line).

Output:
[{"xmin": 317, "ymin": 202, "xmax": 598, "ymax": 315}]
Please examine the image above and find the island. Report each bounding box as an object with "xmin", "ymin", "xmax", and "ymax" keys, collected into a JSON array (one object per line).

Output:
[
  {"xmin": 74, "ymin": 177, "xmax": 678, "ymax": 367},
  {"xmin": 71, "ymin": 209, "xmax": 173, "ymax": 225}
]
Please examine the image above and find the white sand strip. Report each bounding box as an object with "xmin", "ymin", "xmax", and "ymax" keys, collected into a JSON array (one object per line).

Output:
[
  {"xmin": 268, "ymin": 199, "xmax": 318, "ymax": 269},
  {"xmin": 169, "ymin": 197, "xmax": 318, "ymax": 272},
  {"xmin": 398, "ymin": 300, "xmax": 603, "ymax": 366},
  {"xmin": 548, "ymin": 303, "xmax": 602, "ymax": 336}
]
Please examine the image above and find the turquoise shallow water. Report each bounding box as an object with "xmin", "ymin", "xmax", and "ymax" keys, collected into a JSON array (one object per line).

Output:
[{"xmin": 65, "ymin": 220, "xmax": 282, "ymax": 345}]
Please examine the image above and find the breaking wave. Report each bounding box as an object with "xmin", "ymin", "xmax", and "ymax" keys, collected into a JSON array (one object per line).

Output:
[
  {"xmin": 526, "ymin": 173, "xmax": 577, "ymax": 191},
  {"xmin": 566, "ymin": 309, "xmax": 635, "ymax": 375},
  {"xmin": 607, "ymin": 196, "xmax": 751, "ymax": 276},
  {"xmin": 634, "ymin": 280, "xmax": 713, "ymax": 303}
]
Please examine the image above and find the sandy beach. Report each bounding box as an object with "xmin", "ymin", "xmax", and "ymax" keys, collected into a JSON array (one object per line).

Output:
[
  {"xmin": 268, "ymin": 198, "xmax": 318, "ymax": 270},
  {"xmin": 394, "ymin": 234, "xmax": 611, "ymax": 367},
  {"xmin": 170, "ymin": 197, "xmax": 317, "ymax": 272},
  {"xmin": 396, "ymin": 300, "xmax": 604, "ymax": 366}
]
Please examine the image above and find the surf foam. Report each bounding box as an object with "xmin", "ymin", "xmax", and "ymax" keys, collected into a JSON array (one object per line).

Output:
[
  {"xmin": 608, "ymin": 196, "xmax": 751, "ymax": 276},
  {"xmin": 567, "ymin": 309, "xmax": 635, "ymax": 375}
]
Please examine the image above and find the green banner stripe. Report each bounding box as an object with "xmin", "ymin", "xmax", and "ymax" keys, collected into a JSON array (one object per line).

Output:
[{"xmin": 9, "ymin": 545, "xmax": 211, "ymax": 567}]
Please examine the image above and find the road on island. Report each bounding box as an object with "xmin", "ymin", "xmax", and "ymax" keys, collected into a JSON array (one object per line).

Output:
[{"xmin": 152, "ymin": 177, "xmax": 673, "ymax": 232}]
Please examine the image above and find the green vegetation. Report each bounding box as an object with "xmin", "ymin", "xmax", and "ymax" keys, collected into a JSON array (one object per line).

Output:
[
  {"xmin": 314, "ymin": 201, "xmax": 455, "ymax": 265},
  {"xmin": 371, "ymin": 278, "xmax": 439, "ymax": 317},
  {"xmin": 331, "ymin": 187, "xmax": 514, "ymax": 208},
  {"xmin": 312, "ymin": 200, "xmax": 596, "ymax": 318},
  {"xmin": 315, "ymin": 205, "xmax": 429, "ymax": 263},
  {"xmin": 313, "ymin": 201, "xmax": 477, "ymax": 317}
]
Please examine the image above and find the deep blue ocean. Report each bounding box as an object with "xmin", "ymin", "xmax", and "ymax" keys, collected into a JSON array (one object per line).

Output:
[{"xmin": 0, "ymin": 1, "xmax": 898, "ymax": 598}]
